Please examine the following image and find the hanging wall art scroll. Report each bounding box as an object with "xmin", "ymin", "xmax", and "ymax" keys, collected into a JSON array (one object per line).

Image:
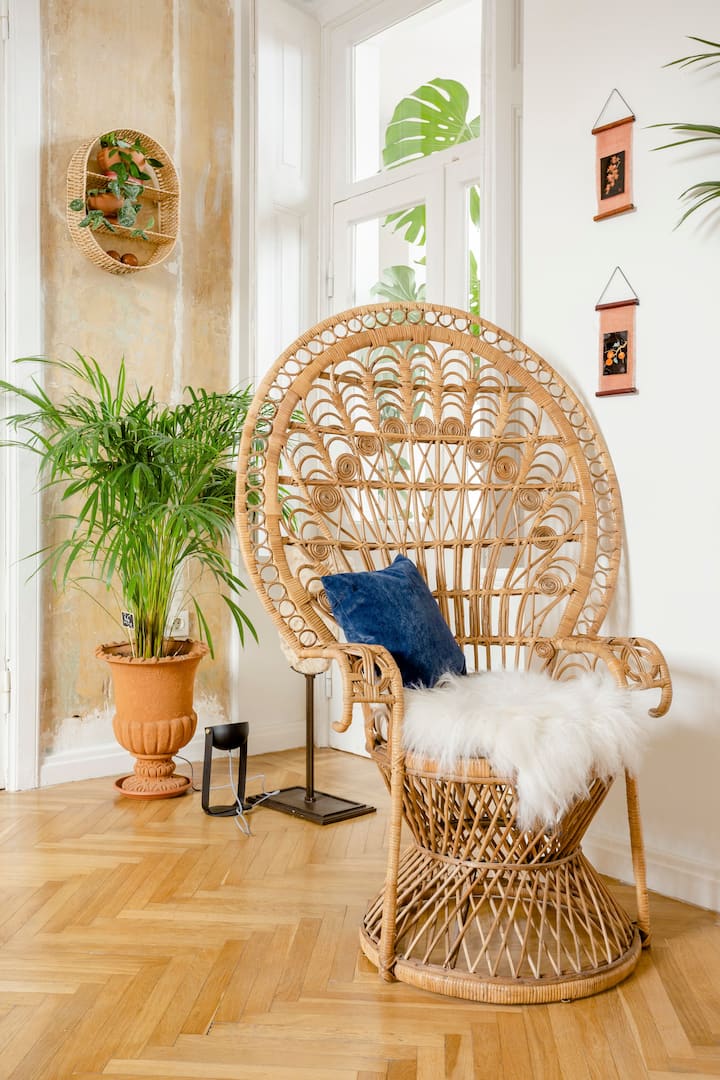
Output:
[
  {"xmin": 592, "ymin": 90, "xmax": 635, "ymax": 221},
  {"xmin": 595, "ymin": 267, "xmax": 639, "ymax": 397}
]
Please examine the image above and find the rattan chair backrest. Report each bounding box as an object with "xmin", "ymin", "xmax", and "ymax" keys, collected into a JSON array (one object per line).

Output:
[{"xmin": 236, "ymin": 304, "xmax": 622, "ymax": 673}]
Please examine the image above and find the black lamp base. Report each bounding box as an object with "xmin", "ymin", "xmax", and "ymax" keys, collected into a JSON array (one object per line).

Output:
[{"xmin": 261, "ymin": 785, "xmax": 375, "ymax": 825}]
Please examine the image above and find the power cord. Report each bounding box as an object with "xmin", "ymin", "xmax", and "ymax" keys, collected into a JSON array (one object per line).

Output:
[
  {"xmin": 174, "ymin": 750, "xmax": 279, "ymax": 835},
  {"xmin": 173, "ymin": 754, "xmax": 201, "ymax": 791}
]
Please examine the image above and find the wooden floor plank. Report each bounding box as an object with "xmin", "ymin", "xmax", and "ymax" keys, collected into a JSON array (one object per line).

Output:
[
  {"xmin": 143, "ymin": 949, "xmax": 221, "ymax": 1049},
  {"xmin": 522, "ymin": 1008, "xmax": 564, "ymax": 1080},
  {"xmin": 0, "ymin": 747, "xmax": 716, "ymax": 1080}
]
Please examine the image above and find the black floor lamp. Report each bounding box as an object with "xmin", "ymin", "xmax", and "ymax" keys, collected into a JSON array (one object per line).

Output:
[
  {"xmin": 201, "ymin": 720, "xmax": 252, "ymax": 816},
  {"xmin": 260, "ymin": 672, "xmax": 376, "ymax": 825}
]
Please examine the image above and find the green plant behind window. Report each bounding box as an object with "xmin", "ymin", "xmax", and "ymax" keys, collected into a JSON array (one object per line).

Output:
[
  {"xmin": 652, "ymin": 36, "xmax": 720, "ymax": 227},
  {"xmin": 371, "ymin": 265, "xmax": 427, "ymax": 303},
  {"xmin": 369, "ymin": 77, "xmax": 480, "ymax": 314}
]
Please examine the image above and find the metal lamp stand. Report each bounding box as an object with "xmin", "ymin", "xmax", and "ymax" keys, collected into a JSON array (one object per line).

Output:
[
  {"xmin": 261, "ymin": 673, "xmax": 376, "ymax": 825},
  {"xmin": 201, "ymin": 720, "xmax": 256, "ymax": 816}
]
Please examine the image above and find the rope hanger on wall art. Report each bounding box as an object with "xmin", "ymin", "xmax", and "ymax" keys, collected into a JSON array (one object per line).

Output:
[
  {"xmin": 592, "ymin": 90, "xmax": 636, "ymax": 221},
  {"xmin": 595, "ymin": 267, "xmax": 639, "ymax": 397}
]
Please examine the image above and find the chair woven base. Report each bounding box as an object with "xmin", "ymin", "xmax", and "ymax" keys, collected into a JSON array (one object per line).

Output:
[
  {"xmin": 359, "ymin": 919, "xmax": 641, "ymax": 1004},
  {"xmin": 362, "ymin": 763, "xmax": 642, "ymax": 1003}
]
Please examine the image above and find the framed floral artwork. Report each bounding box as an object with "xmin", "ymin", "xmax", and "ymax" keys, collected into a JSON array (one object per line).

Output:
[
  {"xmin": 595, "ymin": 268, "xmax": 639, "ymax": 396},
  {"xmin": 592, "ymin": 91, "xmax": 635, "ymax": 221}
]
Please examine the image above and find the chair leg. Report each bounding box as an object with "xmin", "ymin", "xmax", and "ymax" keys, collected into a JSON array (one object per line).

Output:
[
  {"xmin": 625, "ymin": 771, "xmax": 650, "ymax": 946},
  {"xmin": 378, "ymin": 745, "xmax": 405, "ymax": 981}
]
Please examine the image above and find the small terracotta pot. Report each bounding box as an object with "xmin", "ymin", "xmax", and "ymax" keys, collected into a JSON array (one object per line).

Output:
[
  {"xmin": 87, "ymin": 192, "xmax": 124, "ymax": 215},
  {"xmin": 97, "ymin": 145, "xmax": 146, "ymax": 172},
  {"xmin": 98, "ymin": 639, "xmax": 209, "ymax": 798}
]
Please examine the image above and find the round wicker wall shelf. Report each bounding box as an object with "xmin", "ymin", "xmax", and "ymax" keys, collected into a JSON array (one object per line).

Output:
[{"xmin": 66, "ymin": 128, "xmax": 179, "ymax": 275}]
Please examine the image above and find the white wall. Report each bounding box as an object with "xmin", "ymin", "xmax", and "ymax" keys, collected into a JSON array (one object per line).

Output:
[{"xmin": 523, "ymin": 0, "xmax": 720, "ymax": 909}]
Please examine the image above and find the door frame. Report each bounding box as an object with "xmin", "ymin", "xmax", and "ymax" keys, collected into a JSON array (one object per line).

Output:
[{"xmin": 2, "ymin": 0, "xmax": 42, "ymax": 790}]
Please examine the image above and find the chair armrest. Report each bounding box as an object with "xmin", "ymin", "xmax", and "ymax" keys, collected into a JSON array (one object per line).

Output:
[
  {"xmin": 552, "ymin": 635, "xmax": 672, "ymax": 718},
  {"xmin": 294, "ymin": 642, "xmax": 404, "ymax": 740}
]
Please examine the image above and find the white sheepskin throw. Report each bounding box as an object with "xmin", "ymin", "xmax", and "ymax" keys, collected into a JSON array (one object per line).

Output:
[{"xmin": 403, "ymin": 670, "xmax": 642, "ymax": 830}]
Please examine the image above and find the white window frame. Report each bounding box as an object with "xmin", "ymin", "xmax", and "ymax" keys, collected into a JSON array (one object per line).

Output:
[
  {"xmin": 321, "ymin": 0, "xmax": 521, "ymax": 327},
  {"xmin": 331, "ymin": 168, "xmax": 445, "ymax": 307},
  {"xmin": 2, "ymin": 0, "xmax": 42, "ymax": 790},
  {"xmin": 253, "ymin": 0, "xmax": 320, "ymax": 381}
]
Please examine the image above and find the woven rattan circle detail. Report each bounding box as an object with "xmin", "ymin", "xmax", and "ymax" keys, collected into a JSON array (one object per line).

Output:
[
  {"xmin": 66, "ymin": 128, "xmax": 179, "ymax": 275},
  {"xmin": 357, "ymin": 435, "xmax": 382, "ymax": 456}
]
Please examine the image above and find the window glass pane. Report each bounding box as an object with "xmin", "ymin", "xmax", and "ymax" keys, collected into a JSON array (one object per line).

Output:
[
  {"xmin": 352, "ymin": 0, "xmax": 482, "ymax": 183},
  {"xmin": 352, "ymin": 206, "xmax": 426, "ymax": 306},
  {"xmin": 467, "ymin": 182, "xmax": 480, "ymax": 316}
]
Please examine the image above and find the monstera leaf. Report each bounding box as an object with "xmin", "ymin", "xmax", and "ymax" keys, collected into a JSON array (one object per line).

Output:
[
  {"xmin": 381, "ymin": 78, "xmax": 480, "ymax": 245},
  {"xmin": 383, "ymin": 205, "xmax": 427, "ymax": 246},
  {"xmin": 370, "ymin": 265, "xmax": 426, "ymax": 303},
  {"xmin": 382, "ymin": 78, "xmax": 480, "ymax": 169}
]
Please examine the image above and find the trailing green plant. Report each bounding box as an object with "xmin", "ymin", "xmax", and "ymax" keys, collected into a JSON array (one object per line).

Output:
[
  {"xmin": 0, "ymin": 354, "xmax": 257, "ymax": 660},
  {"xmin": 652, "ymin": 36, "xmax": 720, "ymax": 226},
  {"xmin": 69, "ymin": 131, "xmax": 164, "ymax": 235},
  {"xmin": 100, "ymin": 131, "xmax": 164, "ymax": 168},
  {"xmin": 69, "ymin": 188, "xmax": 148, "ymax": 236}
]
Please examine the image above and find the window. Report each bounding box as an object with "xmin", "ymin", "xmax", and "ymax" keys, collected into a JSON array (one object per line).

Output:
[
  {"xmin": 325, "ymin": 0, "xmax": 521, "ymax": 329},
  {"xmin": 254, "ymin": 0, "xmax": 320, "ymax": 379},
  {"xmin": 351, "ymin": 1, "xmax": 481, "ymax": 184}
]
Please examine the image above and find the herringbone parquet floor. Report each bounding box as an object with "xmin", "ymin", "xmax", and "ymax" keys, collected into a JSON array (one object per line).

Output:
[{"xmin": 0, "ymin": 747, "xmax": 718, "ymax": 1080}]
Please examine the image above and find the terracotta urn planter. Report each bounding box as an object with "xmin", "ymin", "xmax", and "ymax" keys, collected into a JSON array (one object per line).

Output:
[{"xmin": 98, "ymin": 639, "xmax": 209, "ymax": 799}]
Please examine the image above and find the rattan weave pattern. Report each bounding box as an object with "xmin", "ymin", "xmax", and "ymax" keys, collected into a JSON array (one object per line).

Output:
[
  {"xmin": 235, "ymin": 303, "xmax": 672, "ymax": 1003},
  {"xmin": 66, "ymin": 128, "xmax": 179, "ymax": 275}
]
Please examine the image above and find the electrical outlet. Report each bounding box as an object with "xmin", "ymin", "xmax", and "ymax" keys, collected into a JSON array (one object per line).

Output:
[{"xmin": 170, "ymin": 610, "xmax": 190, "ymax": 638}]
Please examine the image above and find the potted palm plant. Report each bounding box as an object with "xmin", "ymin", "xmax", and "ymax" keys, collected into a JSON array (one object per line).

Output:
[{"xmin": 0, "ymin": 353, "xmax": 257, "ymax": 798}]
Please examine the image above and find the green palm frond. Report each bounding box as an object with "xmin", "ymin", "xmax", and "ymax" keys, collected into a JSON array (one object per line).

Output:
[
  {"xmin": 653, "ymin": 36, "xmax": 720, "ymax": 227},
  {"xmin": 650, "ymin": 122, "xmax": 720, "ymax": 152},
  {"xmin": 676, "ymin": 181, "xmax": 720, "ymax": 226},
  {"xmin": 663, "ymin": 35, "xmax": 720, "ymax": 69},
  {"xmin": 0, "ymin": 356, "xmax": 257, "ymax": 659}
]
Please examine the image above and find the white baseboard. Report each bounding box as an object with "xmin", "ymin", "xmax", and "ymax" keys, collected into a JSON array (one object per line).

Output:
[
  {"xmin": 40, "ymin": 722, "xmax": 304, "ymax": 788},
  {"xmin": 40, "ymin": 739, "xmax": 717, "ymax": 914},
  {"xmin": 585, "ymin": 832, "xmax": 720, "ymax": 914}
]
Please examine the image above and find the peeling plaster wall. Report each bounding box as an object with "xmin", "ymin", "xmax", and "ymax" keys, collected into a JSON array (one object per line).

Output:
[{"xmin": 39, "ymin": 0, "xmax": 241, "ymax": 760}]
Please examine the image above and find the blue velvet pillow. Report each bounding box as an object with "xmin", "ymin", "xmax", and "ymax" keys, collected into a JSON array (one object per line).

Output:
[{"xmin": 321, "ymin": 555, "xmax": 466, "ymax": 688}]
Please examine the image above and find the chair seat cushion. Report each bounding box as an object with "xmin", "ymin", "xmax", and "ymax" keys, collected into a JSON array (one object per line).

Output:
[
  {"xmin": 402, "ymin": 669, "xmax": 640, "ymax": 828},
  {"xmin": 321, "ymin": 555, "xmax": 466, "ymax": 688}
]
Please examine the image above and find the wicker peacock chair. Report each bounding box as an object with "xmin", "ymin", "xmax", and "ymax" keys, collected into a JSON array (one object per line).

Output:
[{"xmin": 235, "ymin": 303, "xmax": 671, "ymax": 1004}]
